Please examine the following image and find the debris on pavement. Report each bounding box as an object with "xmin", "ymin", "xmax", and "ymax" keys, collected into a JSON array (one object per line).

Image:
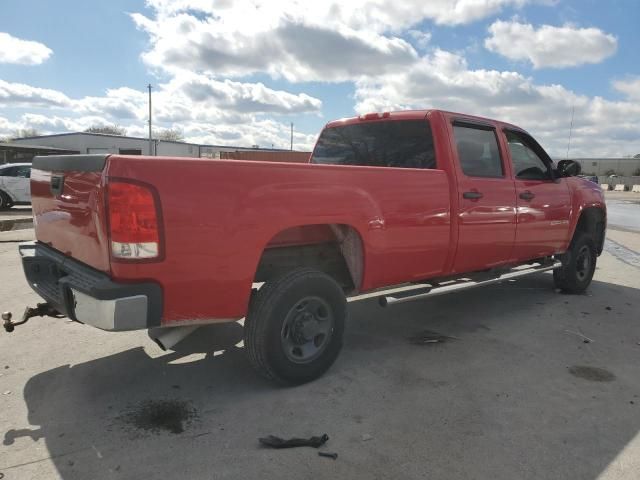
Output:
[
  {"xmin": 361, "ymin": 434, "xmax": 373, "ymax": 441},
  {"xmin": 564, "ymin": 330, "xmax": 594, "ymax": 344},
  {"xmin": 409, "ymin": 330, "xmax": 458, "ymax": 345},
  {"xmin": 259, "ymin": 434, "xmax": 329, "ymax": 449},
  {"xmin": 318, "ymin": 452, "xmax": 338, "ymax": 460}
]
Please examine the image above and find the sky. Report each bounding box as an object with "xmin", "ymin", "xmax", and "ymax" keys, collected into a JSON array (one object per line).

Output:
[{"xmin": 0, "ymin": 0, "xmax": 639, "ymax": 157}]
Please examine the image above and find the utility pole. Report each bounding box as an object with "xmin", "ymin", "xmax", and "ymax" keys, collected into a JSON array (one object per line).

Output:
[
  {"xmin": 147, "ymin": 84, "xmax": 153, "ymax": 156},
  {"xmin": 290, "ymin": 122, "xmax": 293, "ymax": 151}
]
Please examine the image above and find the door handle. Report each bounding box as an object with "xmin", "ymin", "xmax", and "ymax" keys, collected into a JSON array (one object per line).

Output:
[
  {"xmin": 519, "ymin": 191, "xmax": 535, "ymax": 201},
  {"xmin": 463, "ymin": 191, "xmax": 483, "ymax": 200}
]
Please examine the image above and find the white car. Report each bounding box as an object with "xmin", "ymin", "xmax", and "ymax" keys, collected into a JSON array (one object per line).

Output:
[{"xmin": 0, "ymin": 163, "xmax": 31, "ymax": 209}]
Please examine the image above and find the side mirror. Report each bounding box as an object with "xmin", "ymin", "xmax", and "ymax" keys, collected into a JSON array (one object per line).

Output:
[{"xmin": 557, "ymin": 160, "xmax": 581, "ymax": 177}]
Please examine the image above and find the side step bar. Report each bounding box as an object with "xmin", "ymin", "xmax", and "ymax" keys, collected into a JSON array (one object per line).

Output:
[{"xmin": 348, "ymin": 261, "xmax": 562, "ymax": 307}]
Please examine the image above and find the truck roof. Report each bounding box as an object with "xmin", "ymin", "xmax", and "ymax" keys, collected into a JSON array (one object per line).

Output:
[{"xmin": 325, "ymin": 109, "xmax": 523, "ymax": 132}]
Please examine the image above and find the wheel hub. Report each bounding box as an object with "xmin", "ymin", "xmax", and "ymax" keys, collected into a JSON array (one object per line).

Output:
[
  {"xmin": 576, "ymin": 245, "xmax": 591, "ymax": 281},
  {"xmin": 291, "ymin": 313, "xmax": 320, "ymax": 344},
  {"xmin": 281, "ymin": 296, "xmax": 334, "ymax": 364}
]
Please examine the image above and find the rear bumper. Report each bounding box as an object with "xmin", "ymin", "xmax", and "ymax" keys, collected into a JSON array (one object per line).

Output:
[{"xmin": 19, "ymin": 242, "xmax": 162, "ymax": 331}]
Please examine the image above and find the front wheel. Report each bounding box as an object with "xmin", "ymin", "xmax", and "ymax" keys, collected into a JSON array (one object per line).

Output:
[
  {"xmin": 244, "ymin": 268, "xmax": 346, "ymax": 385},
  {"xmin": 553, "ymin": 232, "xmax": 597, "ymax": 294}
]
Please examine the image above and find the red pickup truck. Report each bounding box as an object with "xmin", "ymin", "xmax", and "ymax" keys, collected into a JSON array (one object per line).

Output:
[{"xmin": 7, "ymin": 109, "xmax": 606, "ymax": 384}]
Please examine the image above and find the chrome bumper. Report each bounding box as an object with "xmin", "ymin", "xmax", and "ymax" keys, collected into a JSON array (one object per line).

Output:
[
  {"xmin": 71, "ymin": 289, "xmax": 149, "ymax": 331},
  {"xmin": 20, "ymin": 242, "xmax": 162, "ymax": 331}
]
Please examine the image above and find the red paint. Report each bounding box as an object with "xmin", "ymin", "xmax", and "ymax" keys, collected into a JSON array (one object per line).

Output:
[{"xmin": 29, "ymin": 109, "xmax": 606, "ymax": 326}]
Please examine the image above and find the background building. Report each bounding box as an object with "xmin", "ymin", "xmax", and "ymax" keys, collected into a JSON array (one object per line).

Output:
[
  {"xmin": 9, "ymin": 132, "xmax": 311, "ymax": 163},
  {"xmin": 571, "ymin": 157, "xmax": 640, "ymax": 176},
  {"xmin": 0, "ymin": 143, "xmax": 79, "ymax": 164}
]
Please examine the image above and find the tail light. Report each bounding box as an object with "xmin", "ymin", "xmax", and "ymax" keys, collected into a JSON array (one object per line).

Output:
[{"xmin": 107, "ymin": 180, "xmax": 162, "ymax": 260}]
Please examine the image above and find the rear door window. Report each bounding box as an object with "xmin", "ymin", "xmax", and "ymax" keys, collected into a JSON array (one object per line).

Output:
[
  {"xmin": 311, "ymin": 119, "xmax": 436, "ymax": 169},
  {"xmin": 453, "ymin": 124, "xmax": 504, "ymax": 178}
]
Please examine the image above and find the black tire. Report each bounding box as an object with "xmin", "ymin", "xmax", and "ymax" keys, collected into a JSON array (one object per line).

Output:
[
  {"xmin": 553, "ymin": 232, "xmax": 597, "ymax": 294},
  {"xmin": 0, "ymin": 191, "xmax": 12, "ymax": 210},
  {"xmin": 244, "ymin": 268, "xmax": 346, "ymax": 385}
]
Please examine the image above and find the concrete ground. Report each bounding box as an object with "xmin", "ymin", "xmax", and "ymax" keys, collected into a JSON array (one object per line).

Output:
[{"xmin": 1, "ymin": 216, "xmax": 639, "ymax": 479}]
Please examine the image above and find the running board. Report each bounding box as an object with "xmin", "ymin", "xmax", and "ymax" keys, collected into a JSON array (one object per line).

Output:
[{"xmin": 348, "ymin": 261, "xmax": 562, "ymax": 307}]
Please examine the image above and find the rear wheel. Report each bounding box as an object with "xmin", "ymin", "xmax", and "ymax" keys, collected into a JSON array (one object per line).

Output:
[
  {"xmin": 244, "ymin": 268, "xmax": 346, "ymax": 385},
  {"xmin": 553, "ymin": 232, "xmax": 596, "ymax": 294}
]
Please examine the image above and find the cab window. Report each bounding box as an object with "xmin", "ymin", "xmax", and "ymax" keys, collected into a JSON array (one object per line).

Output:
[
  {"xmin": 312, "ymin": 120, "xmax": 436, "ymax": 169},
  {"xmin": 505, "ymin": 130, "xmax": 550, "ymax": 181},
  {"xmin": 453, "ymin": 124, "xmax": 504, "ymax": 178}
]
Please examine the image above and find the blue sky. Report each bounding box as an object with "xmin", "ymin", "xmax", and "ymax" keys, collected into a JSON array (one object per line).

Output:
[{"xmin": 1, "ymin": 0, "xmax": 639, "ymax": 155}]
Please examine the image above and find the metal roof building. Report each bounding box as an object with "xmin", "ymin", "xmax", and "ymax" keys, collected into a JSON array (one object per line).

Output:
[
  {"xmin": 11, "ymin": 132, "xmax": 308, "ymax": 161},
  {"xmin": 0, "ymin": 142, "xmax": 79, "ymax": 164}
]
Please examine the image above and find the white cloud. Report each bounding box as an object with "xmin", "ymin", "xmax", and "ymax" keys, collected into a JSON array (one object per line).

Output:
[
  {"xmin": 354, "ymin": 49, "xmax": 640, "ymax": 157},
  {"xmin": 0, "ymin": 74, "xmax": 323, "ymax": 149},
  {"xmin": 145, "ymin": 0, "xmax": 550, "ymax": 29},
  {"xmin": 0, "ymin": 79, "xmax": 71, "ymax": 107},
  {"xmin": 407, "ymin": 30, "xmax": 432, "ymax": 51},
  {"xmin": 130, "ymin": 0, "xmax": 554, "ymax": 81},
  {"xmin": 131, "ymin": 12, "xmax": 417, "ymax": 82},
  {"xmin": 485, "ymin": 20, "xmax": 617, "ymax": 68},
  {"xmin": 167, "ymin": 74, "xmax": 322, "ymax": 114},
  {"xmin": 613, "ymin": 77, "xmax": 640, "ymax": 100},
  {"xmin": 0, "ymin": 32, "xmax": 53, "ymax": 65}
]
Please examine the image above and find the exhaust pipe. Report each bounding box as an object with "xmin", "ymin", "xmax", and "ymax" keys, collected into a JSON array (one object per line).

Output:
[{"xmin": 148, "ymin": 326, "xmax": 199, "ymax": 351}]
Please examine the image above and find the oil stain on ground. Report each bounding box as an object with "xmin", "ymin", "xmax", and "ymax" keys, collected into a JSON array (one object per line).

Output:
[
  {"xmin": 118, "ymin": 399, "xmax": 198, "ymax": 435},
  {"xmin": 569, "ymin": 365, "xmax": 616, "ymax": 382}
]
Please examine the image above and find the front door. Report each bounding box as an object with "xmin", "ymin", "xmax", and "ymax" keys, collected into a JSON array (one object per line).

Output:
[
  {"xmin": 503, "ymin": 129, "xmax": 572, "ymax": 261},
  {"xmin": 451, "ymin": 122, "xmax": 517, "ymax": 274}
]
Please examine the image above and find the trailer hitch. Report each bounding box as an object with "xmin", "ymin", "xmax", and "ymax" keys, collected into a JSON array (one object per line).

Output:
[{"xmin": 2, "ymin": 303, "xmax": 63, "ymax": 333}]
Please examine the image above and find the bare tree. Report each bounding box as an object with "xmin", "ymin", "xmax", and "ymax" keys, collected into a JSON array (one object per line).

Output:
[
  {"xmin": 12, "ymin": 128, "xmax": 41, "ymax": 139},
  {"xmin": 155, "ymin": 128, "xmax": 184, "ymax": 142},
  {"xmin": 84, "ymin": 124, "xmax": 127, "ymax": 135}
]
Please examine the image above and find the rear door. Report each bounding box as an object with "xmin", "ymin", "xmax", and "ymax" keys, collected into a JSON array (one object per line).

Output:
[
  {"xmin": 503, "ymin": 129, "xmax": 571, "ymax": 260},
  {"xmin": 450, "ymin": 121, "xmax": 517, "ymax": 273}
]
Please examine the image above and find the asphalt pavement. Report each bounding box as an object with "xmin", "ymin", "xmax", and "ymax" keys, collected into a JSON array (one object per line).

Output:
[
  {"xmin": 0, "ymin": 198, "xmax": 639, "ymax": 479},
  {"xmin": 606, "ymin": 193, "xmax": 640, "ymax": 232}
]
